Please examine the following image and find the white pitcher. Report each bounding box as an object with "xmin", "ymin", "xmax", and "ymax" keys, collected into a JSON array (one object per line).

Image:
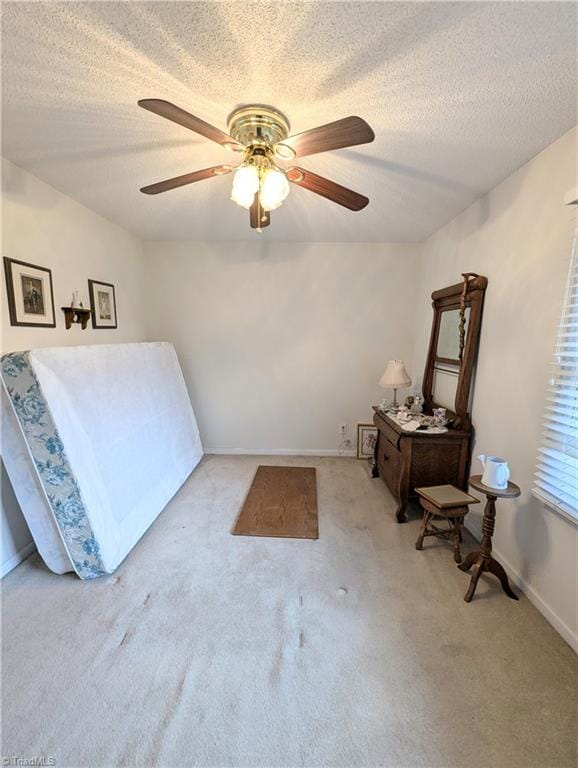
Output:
[{"xmin": 478, "ymin": 454, "xmax": 510, "ymax": 490}]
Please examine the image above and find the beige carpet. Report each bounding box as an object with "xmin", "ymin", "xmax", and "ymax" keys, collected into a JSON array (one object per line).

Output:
[{"xmin": 1, "ymin": 455, "xmax": 576, "ymax": 768}]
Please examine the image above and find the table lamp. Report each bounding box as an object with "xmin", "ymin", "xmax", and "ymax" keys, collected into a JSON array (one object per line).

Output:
[{"xmin": 379, "ymin": 360, "xmax": 412, "ymax": 411}]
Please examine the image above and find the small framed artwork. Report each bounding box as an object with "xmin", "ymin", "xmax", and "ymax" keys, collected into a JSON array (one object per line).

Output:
[
  {"xmin": 357, "ymin": 423, "xmax": 378, "ymax": 460},
  {"xmin": 88, "ymin": 280, "xmax": 117, "ymax": 329},
  {"xmin": 3, "ymin": 258, "xmax": 56, "ymax": 327}
]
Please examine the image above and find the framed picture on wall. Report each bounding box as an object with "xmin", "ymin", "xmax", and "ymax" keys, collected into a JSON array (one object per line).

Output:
[
  {"xmin": 3, "ymin": 257, "xmax": 56, "ymax": 327},
  {"xmin": 88, "ymin": 279, "xmax": 117, "ymax": 329},
  {"xmin": 357, "ymin": 423, "xmax": 378, "ymax": 460}
]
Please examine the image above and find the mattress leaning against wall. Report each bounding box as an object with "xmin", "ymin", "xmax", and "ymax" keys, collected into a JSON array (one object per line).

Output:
[{"xmin": 1, "ymin": 342, "xmax": 203, "ymax": 578}]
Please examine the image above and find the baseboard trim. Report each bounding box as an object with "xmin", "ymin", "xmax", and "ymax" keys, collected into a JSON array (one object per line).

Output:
[
  {"xmin": 464, "ymin": 517, "xmax": 482, "ymax": 542},
  {"xmin": 491, "ymin": 543, "xmax": 577, "ymax": 653},
  {"xmin": 1, "ymin": 541, "xmax": 36, "ymax": 579},
  {"xmin": 206, "ymin": 448, "xmax": 357, "ymax": 458},
  {"xmin": 464, "ymin": 519, "xmax": 576, "ymax": 653}
]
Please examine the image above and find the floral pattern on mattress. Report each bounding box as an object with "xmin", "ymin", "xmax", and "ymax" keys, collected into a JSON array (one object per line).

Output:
[{"xmin": 1, "ymin": 352, "xmax": 106, "ymax": 579}]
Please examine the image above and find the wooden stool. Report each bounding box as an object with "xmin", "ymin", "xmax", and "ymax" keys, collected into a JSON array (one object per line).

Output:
[
  {"xmin": 458, "ymin": 475, "xmax": 521, "ymax": 602},
  {"xmin": 415, "ymin": 485, "xmax": 479, "ymax": 563}
]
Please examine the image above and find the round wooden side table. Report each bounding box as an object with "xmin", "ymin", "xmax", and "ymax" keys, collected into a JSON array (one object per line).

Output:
[{"xmin": 458, "ymin": 474, "xmax": 521, "ymax": 603}]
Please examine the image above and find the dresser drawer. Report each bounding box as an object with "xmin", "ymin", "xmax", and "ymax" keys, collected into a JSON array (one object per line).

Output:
[
  {"xmin": 377, "ymin": 434, "xmax": 402, "ymax": 495},
  {"xmin": 373, "ymin": 412, "xmax": 401, "ymax": 449}
]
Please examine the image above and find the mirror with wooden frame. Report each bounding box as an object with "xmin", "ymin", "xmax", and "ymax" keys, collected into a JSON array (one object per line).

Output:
[{"xmin": 422, "ymin": 274, "xmax": 487, "ymax": 431}]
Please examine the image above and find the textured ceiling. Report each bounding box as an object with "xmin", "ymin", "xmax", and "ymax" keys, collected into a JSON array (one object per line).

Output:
[{"xmin": 1, "ymin": 1, "xmax": 576, "ymax": 242}]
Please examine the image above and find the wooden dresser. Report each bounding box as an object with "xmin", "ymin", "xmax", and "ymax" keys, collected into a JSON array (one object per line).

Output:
[{"xmin": 372, "ymin": 407, "xmax": 471, "ymax": 523}]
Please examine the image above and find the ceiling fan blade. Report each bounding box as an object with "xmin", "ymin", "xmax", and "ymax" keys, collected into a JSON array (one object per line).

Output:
[
  {"xmin": 287, "ymin": 167, "xmax": 369, "ymax": 211},
  {"xmin": 138, "ymin": 99, "xmax": 244, "ymax": 151},
  {"xmin": 277, "ymin": 116, "xmax": 374, "ymax": 158},
  {"xmin": 250, "ymin": 197, "xmax": 270, "ymax": 229},
  {"xmin": 140, "ymin": 165, "xmax": 232, "ymax": 195}
]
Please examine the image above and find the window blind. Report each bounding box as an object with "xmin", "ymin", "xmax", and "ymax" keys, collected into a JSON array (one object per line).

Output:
[{"xmin": 533, "ymin": 229, "xmax": 578, "ymax": 523}]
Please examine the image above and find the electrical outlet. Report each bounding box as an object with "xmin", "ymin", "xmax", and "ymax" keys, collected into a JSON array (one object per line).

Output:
[{"xmin": 339, "ymin": 423, "xmax": 347, "ymax": 436}]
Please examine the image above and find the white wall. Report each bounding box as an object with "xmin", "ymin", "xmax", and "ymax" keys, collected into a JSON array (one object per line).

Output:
[
  {"xmin": 144, "ymin": 242, "xmax": 420, "ymax": 454},
  {"xmin": 411, "ymin": 127, "xmax": 577, "ymax": 650},
  {"xmin": 1, "ymin": 158, "xmax": 148, "ymax": 575}
]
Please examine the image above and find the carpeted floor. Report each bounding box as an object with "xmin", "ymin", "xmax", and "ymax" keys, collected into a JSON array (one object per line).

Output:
[{"xmin": 1, "ymin": 455, "xmax": 576, "ymax": 768}]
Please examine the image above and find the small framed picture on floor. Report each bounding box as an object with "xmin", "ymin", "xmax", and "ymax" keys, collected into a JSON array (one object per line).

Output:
[
  {"xmin": 357, "ymin": 423, "xmax": 377, "ymax": 460},
  {"xmin": 3, "ymin": 257, "xmax": 56, "ymax": 327},
  {"xmin": 88, "ymin": 279, "xmax": 117, "ymax": 329}
]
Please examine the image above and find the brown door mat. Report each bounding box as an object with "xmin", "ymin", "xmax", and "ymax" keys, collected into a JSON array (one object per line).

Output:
[{"xmin": 231, "ymin": 465, "xmax": 318, "ymax": 539}]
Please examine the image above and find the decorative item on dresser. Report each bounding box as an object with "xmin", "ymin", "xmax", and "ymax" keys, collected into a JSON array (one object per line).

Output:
[
  {"xmin": 378, "ymin": 359, "xmax": 412, "ymax": 412},
  {"xmin": 372, "ymin": 273, "xmax": 487, "ymax": 522}
]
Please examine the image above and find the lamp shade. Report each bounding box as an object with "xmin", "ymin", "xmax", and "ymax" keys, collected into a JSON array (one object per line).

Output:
[
  {"xmin": 231, "ymin": 165, "xmax": 259, "ymax": 209},
  {"xmin": 260, "ymin": 168, "xmax": 290, "ymax": 211},
  {"xmin": 379, "ymin": 360, "xmax": 412, "ymax": 389}
]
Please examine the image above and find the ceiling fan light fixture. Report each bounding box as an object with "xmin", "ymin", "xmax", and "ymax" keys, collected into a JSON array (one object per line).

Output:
[
  {"xmin": 286, "ymin": 167, "xmax": 304, "ymax": 183},
  {"xmin": 231, "ymin": 188, "xmax": 255, "ymax": 209},
  {"xmin": 260, "ymin": 168, "xmax": 290, "ymax": 211},
  {"xmin": 138, "ymin": 100, "xmax": 375, "ymax": 229},
  {"xmin": 274, "ymin": 143, "xmax": 296, "ymax": 160},
  {"xmin": 222, "ymin": 141, "xmax": 245, "ymax": 152},
  {"xmin": 231, "ymin": 165, "xmax": 260, "ymax": 208}
]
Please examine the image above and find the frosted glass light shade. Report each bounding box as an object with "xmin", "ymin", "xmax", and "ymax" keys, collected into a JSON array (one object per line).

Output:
[
  {"xmin": 231, "ymin": 187, "xmax": 256, "ymax": 209},
  {"xmin": 231, "ymin": 165, "xmax": 259, "ymax": 209},
  {"xmin": 379, "ymin": 360, "xmax": 412, "ymax": 389},
  {"xmin": 260, "ymin": 169, "xmax": 290, "ymax": 211}
]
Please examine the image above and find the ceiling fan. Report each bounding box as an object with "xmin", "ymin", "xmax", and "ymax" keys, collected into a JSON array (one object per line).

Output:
[{"xmin": 138, "ymin": 100, "xmax": 375, "ymax": 231}]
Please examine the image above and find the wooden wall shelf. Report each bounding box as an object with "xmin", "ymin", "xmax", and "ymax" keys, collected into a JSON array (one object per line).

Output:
[{"xmin": 62, "ymin": 306, "xmax": 91, "ymax": 330}]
